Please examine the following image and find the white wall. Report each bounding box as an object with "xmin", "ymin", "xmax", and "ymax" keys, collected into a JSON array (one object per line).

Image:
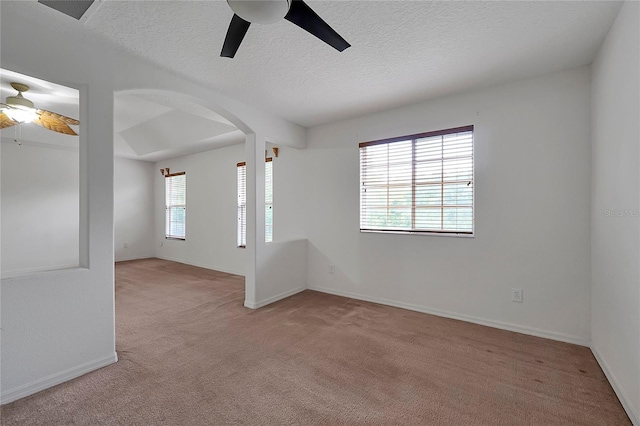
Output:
[
  {"xmin": 154, "ymin": 143, "xmax": 247, "ymax": 275},
  {"xmin": 251, "ymin": 239, "xmax": 307, "ymax": 308},
  {"xmin": 590, "ymin": 1, "xmax": 640, "ymax": 422},
  {"xmin": 305, "ymin": 67, "xmax": 592, "ymax": 345},
  {"xmin": 114, "ymin": 157, "xmax": 155, "ymax": 262},
  {"xmin": 270, "ymin": 143, "xmax": 307, "ymax": 242},
  {"xmin": 1, "ymin": 11, "xmax": 117, "ymax": 402},
  {"xmin": 1, "ymin": 140, "xmax": 79, "ymax": 277}
]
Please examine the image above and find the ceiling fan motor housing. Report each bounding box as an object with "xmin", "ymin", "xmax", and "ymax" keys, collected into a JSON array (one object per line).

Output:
[
  {"xmin": 227, "ymin": 0, "xmax": 291, "ymax": 24},
  {"xmin": 7, "ymin": 83, "xmax": 35, "ymax": 110},
  {"xmin": 6, "ymin": 94, "xmax": 34, "ymax": 110}
]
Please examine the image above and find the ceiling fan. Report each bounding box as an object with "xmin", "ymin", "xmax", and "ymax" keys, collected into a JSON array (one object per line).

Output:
[
  {"xmin": 0, "ymin": 82, "xmax": 79, "ymax": 136},
  {"xmin": 221, "ymin": 0, "xmax": 350, "ymax": 58}
]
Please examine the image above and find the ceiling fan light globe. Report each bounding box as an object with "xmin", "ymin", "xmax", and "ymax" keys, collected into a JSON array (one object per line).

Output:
[
  {"xmin": 5, "ymin": 105, "xmax": 37, "ymax": 124},
  {"xmin": 227, "ymin": 0, "xmax": 291, "ymax": 24}
]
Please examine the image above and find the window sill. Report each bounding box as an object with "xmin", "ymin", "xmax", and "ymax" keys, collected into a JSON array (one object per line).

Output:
[
  {"xmin": 360, "ymin": 229, "xmax": 474, "ymax": 238},
  {"xmin": 165, "ymin": 237, "xmax": 186, "ymax": 241}
]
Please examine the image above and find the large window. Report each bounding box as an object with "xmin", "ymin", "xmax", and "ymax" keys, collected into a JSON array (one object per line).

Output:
[
  {"xmin": 165, "ymin": 172, "xmax": 186, "ymax": 239},
  {"xmin": 237, "ymin": 159, "xmax": 273, "ymax": 247},
  {"xmin": 359, "ymin": 125, "xmax": 474, "ymax": 235}
]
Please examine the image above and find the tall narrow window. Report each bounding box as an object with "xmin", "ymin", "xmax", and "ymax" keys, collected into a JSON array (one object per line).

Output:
[
  {"xmin": 165, "ymin": 172, "xmax": 186, "ymax": 239},
  {"xmin": 237, "ymin": 164, "xmax": 247, "ymax": 247},
  {"xmin": 237, "ymin": 158, "xmax": 273, "ymax": 248},
  {"xmin": 359, "ymin": 125, "xmax": 473, "ymax": 235},
  {"xmin": 264, "ymin": 159, "xmax": 273, "ymax": 243}
]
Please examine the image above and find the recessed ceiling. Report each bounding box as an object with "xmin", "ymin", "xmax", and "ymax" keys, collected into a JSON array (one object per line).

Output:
[
  {"xmin": 80, "ymin": 0, "xmax": 623, "ymax": 127},
  {"xmin": 113, "ymin": 93, "xmax": 242, "ymax": 162}
]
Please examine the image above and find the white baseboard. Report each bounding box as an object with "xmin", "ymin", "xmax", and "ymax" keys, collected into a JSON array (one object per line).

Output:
[
  {"xmin": 1, "ymin": 264, "xmax": 83, "ymax": 280},
  {"xmin": 114, "ymin": 253, "xmax": 156, "ymax": 263},
  {"xmin": 245, "ymin": 286, "xmax": 306, "ymax": 309},
  {"xmin": 308, "ymin": 285, "xmax": 590, "ymax": 347},
  {"xmin": 1, "ymin": 353, "xmax": 118, "ymax": 405},
  {"xmin": 155, "ymin": 255, "xmax": 244, "ymax": 276},
  {"xmin": 591, "ymin": 346, "xmax": 639, "ymax": 425}
]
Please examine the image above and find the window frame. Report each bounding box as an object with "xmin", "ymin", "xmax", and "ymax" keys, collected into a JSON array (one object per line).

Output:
[
  {"xmin": 359, "ymin": 125, "xmax": 474, "ymax": 237},
  {"xmin": 237, "ymin": 162, "xmax": 247, "ymax": 248},
  {"xmin": 164, "ymin": 171, "xmax": 186, "ymax": 240},
  {"xmin": 237, "ymin": 158, "xmax": 273, "ymax": 248}
]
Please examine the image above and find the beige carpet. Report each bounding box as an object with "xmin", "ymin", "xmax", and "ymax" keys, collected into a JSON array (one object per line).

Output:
[{"xmin": 1, "ymin": 258, "xmax": 631, "ymax": 425}]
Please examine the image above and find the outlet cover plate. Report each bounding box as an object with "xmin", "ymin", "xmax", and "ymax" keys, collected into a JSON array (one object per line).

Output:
[{"xmin": 512, "ymin": 288, "xmax": 523, "ymax": 303}]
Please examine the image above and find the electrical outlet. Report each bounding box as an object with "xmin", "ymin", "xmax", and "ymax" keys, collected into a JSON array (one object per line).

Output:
[
  {"xmin": 512, "ymin": 288, "xmax": 523, "ymax": 303},
  {"xmin": 329, "ymin": 264, "xmax": 335, "ymax": 274},
  {"xmin": 123, "ymin": 242, "xmax": 129, "ymax": 249}
]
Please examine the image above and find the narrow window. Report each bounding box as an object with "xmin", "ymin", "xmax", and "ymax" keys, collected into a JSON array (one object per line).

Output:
[
  {"xmin": 265, "ymin": 159, "xmax": 273, "ymax": 243},
  {"xmin": 237, "ymin": 158, "xmax": 273, "ymax": 248},
  {"xmin": 359, "ymin": 126, "xmax": 474, "ymax": 235},
  {"xmin": 237, "ymin": 163, "xmax": 247, "ymax": 247},
  {"xmin": 165, "ymin": 172, "xmax": 186, "ymax": 239}
]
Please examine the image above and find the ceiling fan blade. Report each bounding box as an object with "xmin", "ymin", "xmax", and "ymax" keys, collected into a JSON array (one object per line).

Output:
[
  {"xmin": 0, "ymin": 112, "xmax": 19, "ymax": 129},
  {"xmin": 221, "ymin": 14, "xmax": 251, "ymax": 58},
  {"xmin": 284, "ymin": 0, "xmax": 350, "ymax": 52},
  {"xmin": 34, "ymin": 112, "xmax": 78, "ymax": 135},
  {"xmin": 37, "ymin": 109, "xmax": 80, "ymax": 126}
]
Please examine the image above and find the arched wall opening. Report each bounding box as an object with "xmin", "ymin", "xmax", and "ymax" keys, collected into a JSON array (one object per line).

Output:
[
  {"xmin": 112, "ymin": 88, "xmax": 308, "ymax": 311},
  {"xmin": 112, "ymin": 87, "xmax": 259, "ymax": 301}
]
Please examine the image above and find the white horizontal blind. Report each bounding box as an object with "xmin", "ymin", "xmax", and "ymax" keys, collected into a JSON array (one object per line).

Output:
[
  {"xmin": 360, "ymin": 126, "xmax": 473, "ymax": 234},
  {"xmin": 237, "ymin": 158, "xmax": 273, "ymax": 248},
  {"xmin": 265, "ymin": 160, "xmax": 273, "ymax": 243},
  {"xmin": 237, "ymin": 164, "xmax": 247, "ymax": 247},
  {"xmin": 165, "ymin": 172, "xmax": 186, "ymax": 239}
]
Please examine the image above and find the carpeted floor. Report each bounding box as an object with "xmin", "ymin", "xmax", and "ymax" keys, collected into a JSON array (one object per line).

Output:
[{"xmin": 1, "ymin": 258, "xmax": 631, "ymax": 425}]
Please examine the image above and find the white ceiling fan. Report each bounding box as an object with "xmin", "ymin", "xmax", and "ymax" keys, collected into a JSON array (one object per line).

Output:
[{"xmin": 0, "ymin": 82, "xmax": 79, "ymax": 136}]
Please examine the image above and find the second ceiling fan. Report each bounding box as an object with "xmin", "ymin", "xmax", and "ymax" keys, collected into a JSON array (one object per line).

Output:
[
  {"xmin": 221, "ymin": 0, "xmax": 350, "ymax": 58},
  {"xmin": 1, "ymin": 82, "xmax": 79, "ymax": 136}
]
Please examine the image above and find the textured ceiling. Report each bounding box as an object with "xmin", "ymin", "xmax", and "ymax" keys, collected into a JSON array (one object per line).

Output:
[
  {"xmin": 1, "ymin": 1, "xmax": 624, "ymax": 161},
  {"xmin": 83, "ymin": 0, "xmax": 623, "ymax": 127}
]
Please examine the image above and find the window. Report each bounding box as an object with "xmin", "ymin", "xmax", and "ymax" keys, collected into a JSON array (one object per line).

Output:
[
  {"xmin": 237, "ymin": 164, "xmax": 246, "ymax": 247},
  {"xmin": 359, "ymin": 125, "xmax": 474, "ymax": 235},
  {"xmin": 265, "ymin": 159, "xmax": 273, "ymax": 242},
  {"xmin": 237, "ymin": 159, "xmax": 273, "ymax": 247},
  {"xmin": 165, "ymin": 172, "xmax": 186, "ymax": 239}
]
